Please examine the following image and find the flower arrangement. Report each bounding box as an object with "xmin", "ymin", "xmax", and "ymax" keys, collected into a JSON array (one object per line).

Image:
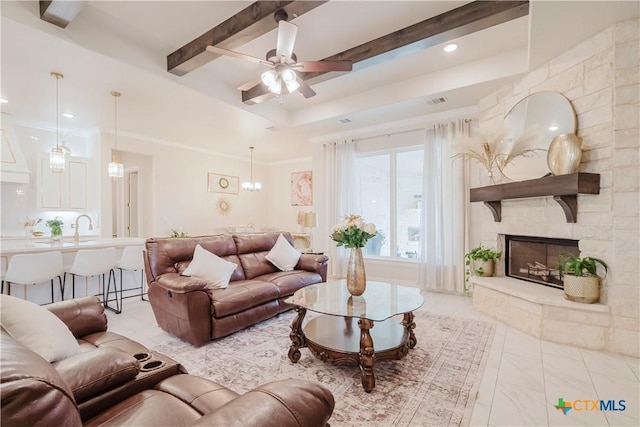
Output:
[
  {"xmin": 22, "ymin": 217, "xmax": 42, "ymax": 227},
  {"xmin": 330, "ymin": 214, "xmax": 378, "ymax": 248},
  {"xmin": 453, "ymin": 125, "xmax": 543, "ymax": 184}
]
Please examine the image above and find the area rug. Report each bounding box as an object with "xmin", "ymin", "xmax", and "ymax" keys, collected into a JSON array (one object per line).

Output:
[{"xmin": 153, "ymin": 309, "xmax": 495, "ymax": 427}]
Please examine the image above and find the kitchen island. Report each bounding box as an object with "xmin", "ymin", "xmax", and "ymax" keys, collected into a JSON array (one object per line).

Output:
[
  {"xmin": 0, "ymin": 237, "xmax": 146, "ymax": 304},
  {"xmin": 0, "ymin": 237, "xmax": 145, "ymax": 255}
]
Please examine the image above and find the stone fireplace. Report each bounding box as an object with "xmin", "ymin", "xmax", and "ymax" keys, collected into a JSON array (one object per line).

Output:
[
  {"xmin": 468, "ymin": 19, "xmax": 639, "ymax": 357},
  {"xmin": 504, "ymin": 235, "xmax": 579, "ymax": 289}
]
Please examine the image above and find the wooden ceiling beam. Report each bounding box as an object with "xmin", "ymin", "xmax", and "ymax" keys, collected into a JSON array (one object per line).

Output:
[
  {"xmin": 167, "ymin": 1, "xmax": 327, "ymax": 76},
  {"xmin": 39, "ymin": 0, "xmax": 85, "ymax": 29},
  {"xmin": 241, "ymin": 0, "xmax": 529, "ymax": 104}
]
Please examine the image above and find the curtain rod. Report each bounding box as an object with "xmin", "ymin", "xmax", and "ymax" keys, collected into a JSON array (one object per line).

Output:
[{"xmin": 353, "ymin": 119, "xmax": 472, "ymax": 143}]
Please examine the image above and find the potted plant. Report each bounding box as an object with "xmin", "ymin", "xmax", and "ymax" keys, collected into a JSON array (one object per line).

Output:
[
  {"xmin": 170, "ymin": 229, "xmax": 188, "ymax": 238},
  {"xmin": 46, "ymin": 217, "xmax": 64, "ymax": 242},
  {"xmin": 559, "ymin": 254, "xmax": 608, "ymax": 304},
  {"xmin": 465, "ymin": 245, "xmax": 502, "ymax": 282}
]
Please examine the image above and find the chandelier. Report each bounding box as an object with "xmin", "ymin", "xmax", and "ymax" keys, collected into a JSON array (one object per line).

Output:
[
  {"xmin": 241, "ymin": 146, "xmax": 262, "ymax": 191},
  {"xmin": 108, "ymin": 91, "xmax": 124, "ymax": 179},
  {"xmin": 261, "ymin": 66, "xmax": 300, "ymax": 95},
  {"xmin": 49, "ymin": 72, "xmax": 65, "ymax": 173}
]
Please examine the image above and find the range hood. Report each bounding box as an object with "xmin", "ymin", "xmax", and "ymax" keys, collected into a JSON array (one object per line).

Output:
[{"xmin": 1, "ymin": 114, "xmax": 31, "ymax": 183}]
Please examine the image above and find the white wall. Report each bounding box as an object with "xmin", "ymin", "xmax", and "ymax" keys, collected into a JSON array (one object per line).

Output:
[{"xmin": 99, "ymin": 132, "xmax": 271, "ymax": 238}]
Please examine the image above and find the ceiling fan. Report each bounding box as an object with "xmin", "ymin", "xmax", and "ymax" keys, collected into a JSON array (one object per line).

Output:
[{"xmin": 206, "ymin": 10, "xmax": 352, "ymax": 99}]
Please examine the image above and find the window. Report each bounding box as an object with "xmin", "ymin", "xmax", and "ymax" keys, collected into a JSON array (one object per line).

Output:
[{"xmin": 355, "ymin": 147, "xmax": 424, "ymax": 259}]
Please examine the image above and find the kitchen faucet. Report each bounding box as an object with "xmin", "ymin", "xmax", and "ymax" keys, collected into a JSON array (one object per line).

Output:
[{"xmin": 73, "ymin": 215, "xmax": 94, "ymax": 243}]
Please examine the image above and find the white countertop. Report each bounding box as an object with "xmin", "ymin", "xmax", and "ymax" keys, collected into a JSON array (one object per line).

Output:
[{"xmin": 0, "ymin": 237, "xmax": 146, "ymax": 255}]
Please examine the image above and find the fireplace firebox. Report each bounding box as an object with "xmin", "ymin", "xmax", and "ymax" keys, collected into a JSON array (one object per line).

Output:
[{"xmin": 505, "ymin": 235, "xmax": 579, "ymax": 289}]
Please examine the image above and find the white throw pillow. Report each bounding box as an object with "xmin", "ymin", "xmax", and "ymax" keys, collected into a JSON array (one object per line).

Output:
[
  {"xmin": 266, "ymin": 234, "xmax": 301, "ymax": 272},
  {"xmin": 182, "ymin": 244, "xmax": 237, "ymax": 289},
  {"xmin": 0, "ymin": 294, "xmax": 80, "ymax": 362}
]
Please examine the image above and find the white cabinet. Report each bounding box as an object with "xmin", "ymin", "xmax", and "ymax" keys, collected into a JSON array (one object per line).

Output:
[{"xmin": 38, "ymin": 155, "xmax": 90, "ymax": 210}]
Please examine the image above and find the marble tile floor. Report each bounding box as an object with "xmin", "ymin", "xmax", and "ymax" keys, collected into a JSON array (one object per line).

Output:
[{"xmin": 106, "ymin": 291, "xmax": 640, "ymax": 427}]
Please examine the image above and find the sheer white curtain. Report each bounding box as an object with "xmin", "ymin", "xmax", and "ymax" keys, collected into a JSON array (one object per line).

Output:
[
  {"xmin": 418, "ymin": 120, "xmax": 470, "ymax": 292},
  {"xmin": 322, "ymin": 139, "xmax": 356, "ymax": 278}
]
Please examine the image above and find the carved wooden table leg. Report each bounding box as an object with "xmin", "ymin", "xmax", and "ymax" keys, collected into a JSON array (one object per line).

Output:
[
  {"xmin": 357, "ymin": 318, "xmax": 376, "ymax": 392},
  {"xmin": 402, "ymin": 311, "xmax": 417, "ymax": 349},
  {"xmin": 288, "ymin": 306, "xmax": 307, "ymax": 363}
]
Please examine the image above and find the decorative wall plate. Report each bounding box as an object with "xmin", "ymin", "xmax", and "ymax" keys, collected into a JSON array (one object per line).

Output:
[{"xmin": 217, "ymin": 196, "xmax": 232, "ymax": 215}]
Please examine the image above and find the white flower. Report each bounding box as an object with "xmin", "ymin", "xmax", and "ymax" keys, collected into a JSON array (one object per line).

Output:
[
  {"xmin": 364, "ymin": 223, "xmax": 377, "ymax": 235},
  {"xmin": 354, "ymin": 218, "xmax": 365, "ymax": 230}
]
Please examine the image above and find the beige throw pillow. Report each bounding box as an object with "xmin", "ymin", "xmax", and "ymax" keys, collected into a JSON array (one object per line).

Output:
[
  {"xmin": 266, "ymin": 234, "xmax": 301, "ymax": 272},
  {"xmin": 182, "ymin": 244, "xmax": 237, "ymax": 289},
  {"xmin": 0, "ymin": 294, "xmax": 80, "ymax": 362}
]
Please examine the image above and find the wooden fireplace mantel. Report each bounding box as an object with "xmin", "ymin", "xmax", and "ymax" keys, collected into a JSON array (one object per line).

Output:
[{"xmin": 470, "ymin": 172, "xmax": 601, "ymax": 223}]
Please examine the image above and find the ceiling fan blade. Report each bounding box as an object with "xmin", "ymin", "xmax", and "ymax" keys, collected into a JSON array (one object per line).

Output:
[
  {"xmin": 237, "ymin": 76, "xmax": 263, "ymax": 91},
  {"xmin": 276, "ymin": 20, "xmax": 298, "ymax": 61},
  {"xmin": 206, "ymin": 45, "xmax": 271, "ymax": 67},
  {"xmin": 296, "ymin": 60, "xmax": 353, "ymax": 72},
  {"xmin": 296, "ymin": 77, "xmax": 316, "ymax": 98}
]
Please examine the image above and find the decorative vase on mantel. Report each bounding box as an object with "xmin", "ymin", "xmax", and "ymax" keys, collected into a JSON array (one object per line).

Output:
[
  {"xmin": 547, "ymin": 133, "xmax": 582, "ymax": 175},
  {"xmin": 347, "ymin": 247, "xmax": 366, "ymax": 296}
]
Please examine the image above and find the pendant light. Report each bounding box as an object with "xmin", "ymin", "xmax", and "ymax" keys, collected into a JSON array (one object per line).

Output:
[
  {"xmin": 49, "ymin": 72, "xmax": 65, "ymax": 173},
  {"xmin": 241, "ymin": 146, "xmax": 262, "ymax": 191},
  {"xmin": 108, "ymin": 91, "xmax": 124, "ymax": 178}
]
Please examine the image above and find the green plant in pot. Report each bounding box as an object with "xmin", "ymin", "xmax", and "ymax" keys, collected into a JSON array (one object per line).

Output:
[
  {"xmin": 46, "ymin": 217, "xmax": 64, "ymax": 242},
  {"xmin": 559, "ymin": 254, "xmax": 608, "ymax": 304},
  {"xmin": 465, "ymin": 245, "xmax": 502, "ymax": 283},
  {"xmin": 170, "ymin": 229, "xmax": 188, "ymax": 238}
]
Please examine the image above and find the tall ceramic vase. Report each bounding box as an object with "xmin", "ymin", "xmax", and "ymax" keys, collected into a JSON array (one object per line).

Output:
[
  {"xmin": 347, "ymin": 247, "xmax": 366, "ymax": 296},
  {"xmin": 547, "ymin": 133, "xmax": 582, "ymax": 175}
]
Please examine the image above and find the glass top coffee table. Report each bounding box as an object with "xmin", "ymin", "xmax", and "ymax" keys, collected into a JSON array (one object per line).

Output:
[{"xmin": 285, "ymin": 279, "xmax": 424, "ymax": 392}]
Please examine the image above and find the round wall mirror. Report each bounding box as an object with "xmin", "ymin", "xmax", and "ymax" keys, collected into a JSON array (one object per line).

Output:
[{"xmin": 500, "ymin": 91, "xmax": 576, "ymax": 181}]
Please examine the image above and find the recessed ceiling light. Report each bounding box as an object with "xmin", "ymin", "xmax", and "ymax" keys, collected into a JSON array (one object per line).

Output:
[
  {"xmin": 30, "ymin": 136, "xmax": 39, "ymax": 140},
  {"xmin": 443, "ymin": 43, "xmax": 458, "ymax": 53},
  {"xmin": 548, "ymin": 125, "xmax": 559, "ymax": 131},
  {"xmin": 0, "ymin": 98, "xmax": 8, "ymax": 103},
  {"xmin": 63, "ymin": 112, "xmax": 75, "ymax": 118}
]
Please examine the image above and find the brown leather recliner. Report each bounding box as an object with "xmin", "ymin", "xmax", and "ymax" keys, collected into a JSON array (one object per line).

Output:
[
  {"xmin": 0, "ymin": 296, "xmax": 335, "ymax": 427},
  {"xmin": 144, "ymin": 232, "xmax": 328, "ymax": 346}
]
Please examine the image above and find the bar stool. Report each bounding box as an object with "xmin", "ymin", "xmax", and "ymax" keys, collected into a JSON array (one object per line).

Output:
[
  {"xmin": 65, "ymin": 247, "xmax": 119, "ymax": 313},
  {"xmin": 116, "ymin": 245, "xmax": 147, "ymax": 302},
  {"xmin": 1, "ymin": 251, "xmax": 64, "ymax": 305}
]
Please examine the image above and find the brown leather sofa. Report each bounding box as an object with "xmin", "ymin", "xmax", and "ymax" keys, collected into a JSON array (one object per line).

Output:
[
  {"xmin": 144, "ymin": 232, "xmax": 328, "ymax": 346},
  {"xmin": 1, "ymin": 296, "xmax": 335, "ymax": 427}
]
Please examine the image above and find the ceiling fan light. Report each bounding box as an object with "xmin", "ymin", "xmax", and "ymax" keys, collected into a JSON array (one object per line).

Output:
[
  {"xmin": 285, "ymin": 79, "xmax": 300, "ymax": 93},
  {"xmin": 261, "ymin": 69, "xmax": 278, "ymax": 86},
  {"xmin": 281, "ymin": 68, "xmax": 296, "ymax": 83},
  {"xmin": 268, "ymin": 79, "xmax": 282, "ymax": 95}
]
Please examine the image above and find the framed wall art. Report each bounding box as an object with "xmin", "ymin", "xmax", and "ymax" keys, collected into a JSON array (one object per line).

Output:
[
  {"xmin": 291, "ymin": 171, "xmax": 313, "ymax": 206},
  {"xmin": 208, "ymin": 173, "xmax": 239, "ymax": 194}
]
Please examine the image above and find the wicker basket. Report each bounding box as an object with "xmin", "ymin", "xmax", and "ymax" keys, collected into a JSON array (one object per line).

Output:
[{"xmin": 563, "ymin": 275, "xmax": 600, "ymax": 304}]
